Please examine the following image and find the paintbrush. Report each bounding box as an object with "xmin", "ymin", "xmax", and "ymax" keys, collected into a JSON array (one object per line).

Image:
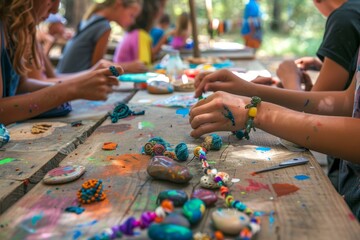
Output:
[{"xmin": 251, "ymin": 157, "xmax": 309, "ymax": 175}]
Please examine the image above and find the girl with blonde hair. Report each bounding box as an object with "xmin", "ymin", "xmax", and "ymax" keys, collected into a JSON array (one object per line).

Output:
[{"xmin": 0, "ymin": 0, "xmax": 122, "ymax": 125}]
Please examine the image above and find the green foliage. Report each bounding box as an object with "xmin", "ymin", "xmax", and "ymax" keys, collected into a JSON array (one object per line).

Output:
[{"xmin": 166, "ymin": 0, "xmax": 327, "ymax": 57}]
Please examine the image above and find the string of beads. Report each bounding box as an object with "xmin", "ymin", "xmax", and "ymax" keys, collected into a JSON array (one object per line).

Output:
[
  {"xmin": 89, "ymin": 200, "xmax": 175, "ymax": 239},
  {"xmin": 234, "ymin": 96, "xmax": 262, "ymax": 140},
  {"xmin": 194, "ymin": 133, "xmax": 261, "ymax": 239}
]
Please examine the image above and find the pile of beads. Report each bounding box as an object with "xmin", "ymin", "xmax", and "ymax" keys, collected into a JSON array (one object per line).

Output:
[
  {"xmin": 234, "ymin": 96, "xmax": 262, "ymax": 140},
  {"xmin": 143, "ymin": 137, "xmax": 189, "ymax": 162},
  {"xmin": 89, "ymin": 199, "xmax": 175, "ymax": 239},
  {"xmin": 110, "ymin": 103, "xmax": 145, "ymax": 123},
  {"xmin": 194, "ymin": 133, "xmax": 261, "ymax": 239},
  {"xmin": 77, "ymin": 179, "xmax": 106, "ymax": 204}
]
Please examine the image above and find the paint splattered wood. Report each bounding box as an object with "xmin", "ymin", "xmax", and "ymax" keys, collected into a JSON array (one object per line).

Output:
[
  {"xmin": 60, "ymin": 83, "xmax": 136, "ymax": 121},
  {"xmin": 0, "ymin": 103, "xmax": 359, "ymax": 239}
]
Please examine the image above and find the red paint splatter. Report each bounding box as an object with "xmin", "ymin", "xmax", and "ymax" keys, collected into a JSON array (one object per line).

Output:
[
  {"xmin": 316, "ymin": 122, "xmax": 323, "ymax": 127},
  {"xmin": 238, "ymin": 179, "xmax": 270, "ymax": 192},
  {"xmin": 348, "ymin": 212, "xmax": 356, "ymax": 221},
  {"xmin": 272, "ymin": 183, "xmax": 299, "ymax": 197}
]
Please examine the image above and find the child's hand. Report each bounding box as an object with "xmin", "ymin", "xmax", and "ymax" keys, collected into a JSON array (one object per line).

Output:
[
  {"xmin": 189, "ymin": 91, "xmax": 250, "ymax": 138},
  {"xmin": 194, "ymin": 69, "xmax": 249, "ymax": 98},
  {"xmin": 71, "ymin": 67, "xmax": 121, "ymax": 101}
]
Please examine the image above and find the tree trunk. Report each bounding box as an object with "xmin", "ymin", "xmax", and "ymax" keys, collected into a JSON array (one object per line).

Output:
[
  {"xmin": 270, "ymin": 0, "xmax": 282, "ymax": 32},
  {"xmin": 62, "ymin": 0, "xmax": 93, "ymax": 28}
]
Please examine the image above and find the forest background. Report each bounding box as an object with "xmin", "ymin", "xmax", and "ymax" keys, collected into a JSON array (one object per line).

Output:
[{"xmin": 60, "ymin": 0, "xmax": 326, "ymax": 57}]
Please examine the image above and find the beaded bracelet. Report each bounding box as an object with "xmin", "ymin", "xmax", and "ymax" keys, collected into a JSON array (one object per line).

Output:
[{"xmin": 234, "ymin": 96, "xmax": 261, "ymax": 140}]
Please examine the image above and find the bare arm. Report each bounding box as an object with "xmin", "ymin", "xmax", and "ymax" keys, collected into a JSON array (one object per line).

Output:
[
  {"xmin": 194, "ymin": 69, "xmax": 355, "ymax": 116},
  {"xmin": 311, "ymin": 57, "xmax": 349, "ymax": 91},
  {"xmin": 91, "ymin": 30, "xmax": 111, "ymax": 66},
  {"xmin": 189, "ymin": 91, "xmax": 360, "ymax": 163}
]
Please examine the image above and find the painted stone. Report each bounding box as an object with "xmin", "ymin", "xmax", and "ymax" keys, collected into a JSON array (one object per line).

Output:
[
  {"xmin": 211, "ymin": 208, "xmax": 250, "ymax": 235},
  {"xmin": 147, "ymin": 81, "xmax": 174, "ymax": 94},
  {"xmin": 191, "ymin": 189, "xmax": 217, "ymax": 206},
  {"xmin": 163, "ymin": 213, "xmax": 190, "ymax": 228},
  {"xmin": 148, "ymin": 223, "xmax": 193, "ymax": 240},
  {"xmin": 147, "ymin": 156, "xmax": 193, "ymax": 184},
  {"xmin": 157, "ymin": 190, "xmax": 188, "ymax": 207},
  {"xmin": 182, "ymin": 198, "xmax": 206, "ymax": 225},
  {"xmin": 43, "ymin": 165, "xmax": 85, "ymax": 184},
  {"xmin": 200, "ymin": 172, "xmax": 231, "ymax": 189}
]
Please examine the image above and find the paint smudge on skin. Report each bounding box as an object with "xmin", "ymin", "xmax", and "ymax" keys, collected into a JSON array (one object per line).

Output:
[
  {"xmin": 176, "ymin": 108, "xmax": 190, "ymax": 117},
  {"xmin": 96, "ymin": 124, "xmax": 132, "ymax": 134},
  {"xmin": 316, "ymin": 121, "xmax": 323, "ymax": 127},
  {"xmin": 238, "ymin": 179, "xmax": 270, "ymax": 192},
  {"xmin": 304, "ymin": 99, "xmax": 310, "ymax": 107},
  {"xmin": 272, "ymin": 183, "xmax": 299, "ymax": 197},
  {"xmin": 306, "ymin": 136, "xmax": 310, "ymax": 141},
  {"xmin": 294, "ymin": 175, "xmax": 310, "ymax": 181},
  {"xmin": 0, "ymin": 158, "xmax": 16, "ymax": 165},
  {"xmin": 138, "ymin": 121, "xmax": 154, "ymax": 129}
]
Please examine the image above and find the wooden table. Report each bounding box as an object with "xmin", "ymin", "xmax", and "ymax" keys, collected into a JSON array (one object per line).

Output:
[
  {"xmin": 0, "ymin": 62, "xmax": 359, "ymax": 239},
  {"xmin": 0, "ymin": 83, "xmax": 136, "ymax": 214}
]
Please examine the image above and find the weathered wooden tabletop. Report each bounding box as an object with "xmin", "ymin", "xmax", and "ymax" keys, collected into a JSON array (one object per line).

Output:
[
  {"xmin": 0, "ymin": 83, "xmax": 136, "ymax": 214},
  {"xmin": 0, "ymin": 62, "xmax": 359, "ymax": 239}
]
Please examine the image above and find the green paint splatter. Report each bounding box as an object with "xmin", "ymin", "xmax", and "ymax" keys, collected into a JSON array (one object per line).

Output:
[
  {"xmin": 0, "ymin": 158, "xmax": 15, "ymax": 165},
  {"xmin": 88, "ymin": 157, "xmax": 95, "ymax": 161},
  {"xmin": 140, "ymin": 121, "xmax": 154, "ymax": 129}
]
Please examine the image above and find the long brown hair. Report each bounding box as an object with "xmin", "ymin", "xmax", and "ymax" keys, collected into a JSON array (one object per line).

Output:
[
  {"xmin": 175, "ymin": 12, "xmax": 189, "ymax": 36},
  {"xmin": 0, "ymin": 0, "xmax": 39, "ymax": 76},
  {"xmin": 83, "ymin": 0, "xmax": 143, "ymax": 20}
]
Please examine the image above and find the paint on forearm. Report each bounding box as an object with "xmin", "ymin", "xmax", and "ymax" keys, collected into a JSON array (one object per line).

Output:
[
  {"xmin": 304, "ymin": 99, "xmax": 310, "ymax": 107},
  {"xmin": 223, "ymin": 105, "xmax": 235, "ymax": 126}
]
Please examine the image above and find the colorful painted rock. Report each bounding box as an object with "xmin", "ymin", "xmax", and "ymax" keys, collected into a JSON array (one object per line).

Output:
[
  {"xmin": 163, "ymin": 213, "xmax": 190, "ymax": 228},
  {"xmin": 157, "ymin": 190, "xmax": 188, "ymax": 207},
  {"xmin": 43, "ymin": 165, "xmax": 85, "ymax": 184},
  {"xmin": 182, "ymin": 198, "xmax": 205, "ymax": 225},
  {"xmin": 211, "ymin": 208, "xmax": 250, "ymax": 235},
  {"xmin": 191, "ymin": 189, "xmax": 217, "ymax": 206},
  {"xmin": 147, "ymin": 81, "xmax": 174, "ymax": 94},
  {"xmin": 147, "ymin": 156, "xmax": 193, "ymax": 184},
  {"xmin": 148, "ymin": 223, "xmax": 193, "ymax": 240}
]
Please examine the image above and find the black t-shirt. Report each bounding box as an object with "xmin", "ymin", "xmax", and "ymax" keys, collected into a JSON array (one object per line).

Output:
[{"xmin": 317, "ymin": 0, "xmax": 360, "ymax": 89}]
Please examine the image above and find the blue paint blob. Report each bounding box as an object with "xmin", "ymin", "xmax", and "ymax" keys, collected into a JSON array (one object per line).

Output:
[
  {"xmin": 73, "ymin": 230, "xmax": 82, "ymax": 239},
  {"xmin": 176, "ymin": 108, "xmax": 190, "ymax": 117},
  {"xmin": 31, "ymin": 213, "xmax": 43, "ymax": 226},
  {"xmin": 269, "ymin": 210, "xmax": 275, "ymax": 227},
  {"xmin": 294, "ymin": 175, "xmax": 310, "ymax": 181},
  {"xmin": 255, "ymin": 146, "xmax": 271, "ymax": 152}
]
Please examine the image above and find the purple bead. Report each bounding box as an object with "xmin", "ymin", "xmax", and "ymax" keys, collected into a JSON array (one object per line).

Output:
[
  {"xmin": 140, "ymin": 211, "xmax": 155, "ymax": 229},
  {"xmin": 119, "ymin": 217, "xmax": 136, "ymax": 235},
  {"xmin": 214, "ymin": 176, "xmax": 222, "ymax": 183}
]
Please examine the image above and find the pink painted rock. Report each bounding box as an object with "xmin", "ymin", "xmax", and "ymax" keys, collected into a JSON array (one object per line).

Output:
[
  {"xmin": 43, "ymin": 165, "xmax": 85, "ymax": 184},
  {"xmin": 147, "ymin": 156, "xmax": 193, "ymax": 183},
  {"xmin": 191, "ymin": 189, "xmax": 217, "ymax": 206}
]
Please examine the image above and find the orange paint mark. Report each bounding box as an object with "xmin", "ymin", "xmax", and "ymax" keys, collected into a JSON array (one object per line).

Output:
[
  {"xmin": 102, "ymin": 142, "xmax": 118, "ymax": 150},
  {"xmin": 272, "ymin": 183, "xmax": 299, "ymax": 197},
  {"xmin": 102, "ymin": 154, "xmax": 150, "ymax": 177}
]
